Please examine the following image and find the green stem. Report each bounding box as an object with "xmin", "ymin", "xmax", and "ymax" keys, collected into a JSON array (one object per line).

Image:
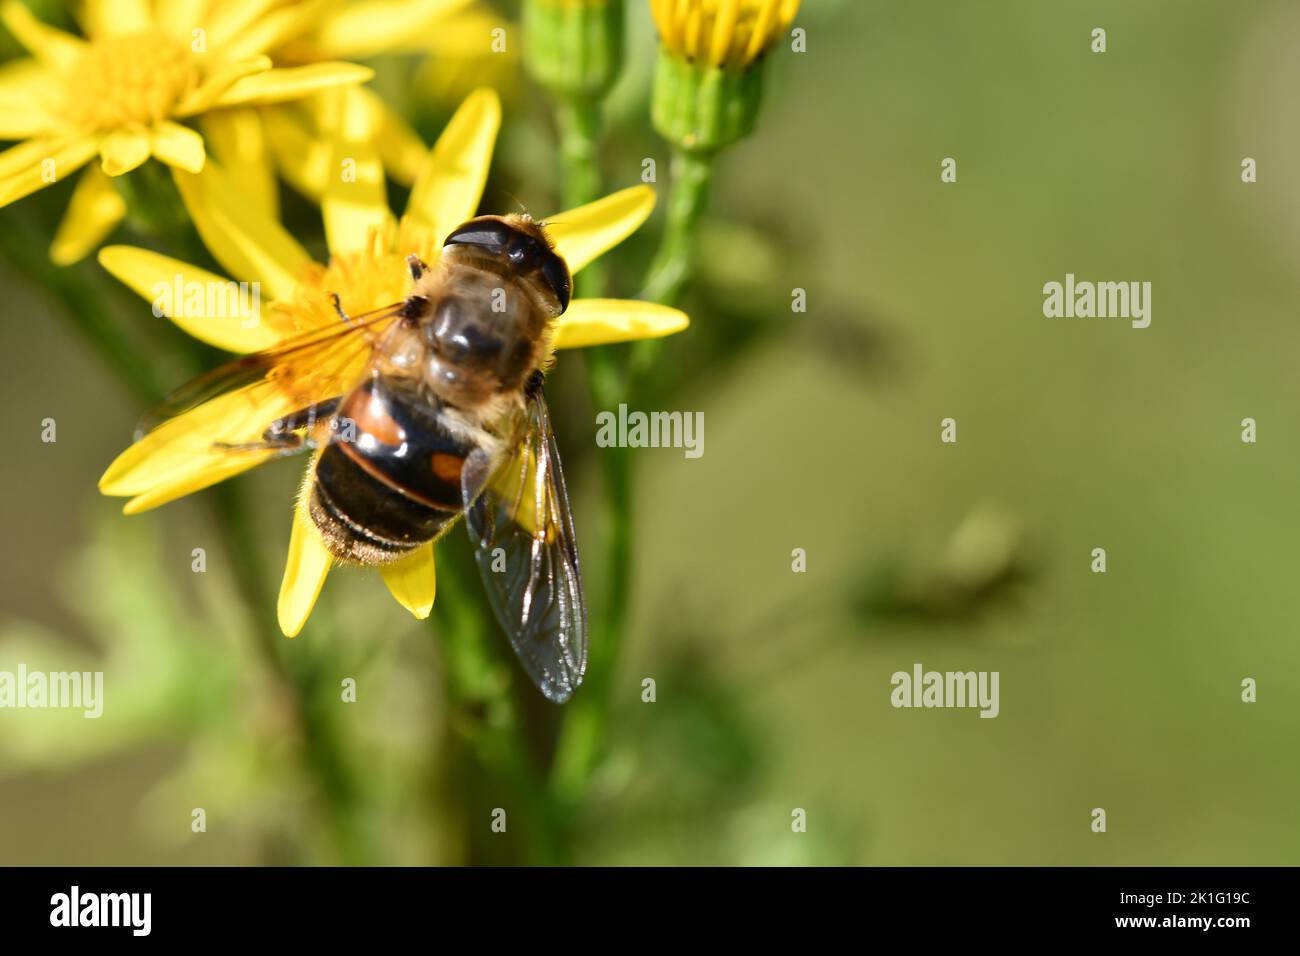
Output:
[
  {"xmin": 545, "ymin": 92, "xmax": 637, "ymax": 803},
  {"xmin": 552, "ymin": 148, "xmax": 718, "ymax": 796},
  {"xmin": 630, "ymin": 148, "xmax": 714, "ymax": 383},
  {"xmin": 1, "ymin": 161, "xmax": 371, "ymax": 865},
  {"xmin": 115, "ymin": 168, "xmax": 373, "ymax": 867},
  {"xmin": 549, "ymin": 357, "xmax": 631, "ymax": 803},
  {"xmin": 208, "ymin": 481, "xmax": 372, "ymax": 866},
  {"xmin": 639, "ymin": 149, "xmax": 714, "ymax": 305},
  {"xmin": 553, "ymin": 95, "xmax": 607, "ymax": 297},
  {"xmin": 432, "ymin": 551, "xmax": 569, "ymax": 865}
]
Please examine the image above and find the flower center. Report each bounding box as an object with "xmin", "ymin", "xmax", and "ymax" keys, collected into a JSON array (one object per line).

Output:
[
  {"xmin": 274, "ymin": 220, "xmax": 439, "ymax": 336},
  {"xmin": 63, "ymin": 32, "xmax": 199, "ymax": 132}
]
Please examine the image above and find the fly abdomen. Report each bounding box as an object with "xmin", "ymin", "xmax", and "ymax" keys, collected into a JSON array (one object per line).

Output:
[{"xmin": 308, "ymin": 374, "xmax": 475, "ymax": 565}]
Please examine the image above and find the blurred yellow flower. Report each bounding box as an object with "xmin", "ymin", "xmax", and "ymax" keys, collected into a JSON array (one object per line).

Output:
[
  {"xmin": 0, "ymin": 0, "xmax": 373, "ymax": 264},
  {"xmin": 96, "ymin": 88, "xmax": 689, "ymax": 638},
  {"xmin": 413, "ymin": 4, "xmax": 519, "ymax": 111},
  {"xmin": 222, "ymin": 0, "xmax": 516, "ymax": 218},
  {"xmin": 650, "ymin": 0, "xmax": 801, "ymax": 70}
]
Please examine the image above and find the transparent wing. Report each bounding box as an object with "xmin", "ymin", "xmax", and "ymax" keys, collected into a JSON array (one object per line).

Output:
[
  {"xmin": 136, "ymin": 302, "xmax": 407, "ymax": 440},
  {"xmin": 461, "ymin": 387, "xmax": 588, "ymax": 704}
]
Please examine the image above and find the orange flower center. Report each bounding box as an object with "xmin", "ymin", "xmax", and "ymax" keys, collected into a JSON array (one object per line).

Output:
[{"xmin": 273, "ymin": 219, "xmax": 440, "ymax": 337}]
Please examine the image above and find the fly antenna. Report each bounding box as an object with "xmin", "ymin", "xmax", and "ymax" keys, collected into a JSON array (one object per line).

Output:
[{"xmin": 504, "ymin": 191, "xmax": 533, "ymax": 221}]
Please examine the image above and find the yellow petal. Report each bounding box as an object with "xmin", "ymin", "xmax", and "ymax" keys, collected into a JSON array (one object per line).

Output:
[
  {"xmin": 278, "ymin": 491, "xmax": 333, "ymax": 638},
  {"xmin": 0, "ymin": 99, "xmax": 53, "ymax": 138},
  {"xmin": 0, "ymin": 1, "xmax": 85, "ymax": 68},
  {"xmin": 405, "ymin": 87, "xmax": 499, "ymax": 243},
  {"xmin": 214, "ymin": 62, "xmax": 375, "ymax": 109},
  {"xmin": 154, "ymin": 0, "xmax": 206, "ymax": 40},
  {"xmin": 319, "ymin": 87, "xmax": 392, "ymax": 255},
  {"xmin": 710, "ymin": 0, "xmax": 742, "ymax": 67},
  {"xmin": 314, "ymin": 0, "xmax": 475, "ymax": 58},
  {"xmin": 49, "ymin": 165, "xmax": 126, "ymax": 265},
  {"xmin": 99, "ymin": 128, "xmax": 151, "ymax": 176},
  {"xmin": 0, "ymin": 137, "xmax": 97, "ymax": 207},
  {"xmin": 745, "ymin": 0, "xmax": 788, "ymax": 64},
  {"xmin": 172, "ymin": 161, "xmax": 312, "ymax": 301},
  {"xmin": 207, "ymin": 0, "xmax": 279, "ymax": 47},
  {"xmin": 424, "ymin": 6, "xmax": 506, "ymax": 56},
  {"xmin": 413, "ymin": 8, "xmax": 518, "ymax": 108},
  {"xmin": 357, "ymin": 86, "xmax": 425, "ymax": 187},
  {"xmin": 545, "ymin": 185, "xmax": 656, "ymax": 276},
  {"xmin": 81, "ymin": 0, "xmax": 151, "ymax": 38},
  {"xmin": 174, "ymin": 56, "xmax": 273, "ymax": 118},
  {"xmin": 221, "ymin": 0, "xmax": 328, "ymax": 60},
  {"xmin": 122, "ymin": 454, "xmax": 275, "ymax": 514},
  {"xmin": 200, "ymin": 108, "xmax": 277, "ymax": 219},
  {"xmin": 649, "ymin": 0, "xmax": 678, "ymax": 49},
  {"xmin": 151, "ymin": 122, "xmax": 206, "ymax": 173},
  {"xmin": 0, "ymin": 58, "xmax": 56, "ymax": 138},
  {"xmin": 261, "ymin": 103, "xmax": 332, "ymax": 199},
  {"xmin": 98, "ymin": 245, "xmax": 282, "ymax": 352},
  {"xmin": 379, "ymin": 542, "xmax": 437, "ymax": 619},
  {"xmin": 322, "ymin": 139, "xmax": 391, "ymax": 255},
  {"xmin": 99, "ymin": 384, "xmax": 294, "ymax": 498},
  {"xmin": 551, "ymin": 299, "xmax": 690, "ymax": 350},
  {"xmin": 0, "ymin": 137, "xmax": 55, "ymax": 178}
]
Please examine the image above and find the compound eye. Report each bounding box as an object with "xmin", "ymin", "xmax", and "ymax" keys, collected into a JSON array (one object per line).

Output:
[
  {"xmin": 443, "ymin": 217, "xmax": 571, "ymax": 314},
  {"xmin": 443, "ymin": 219, "xmax": 513, "ymax": 253}
]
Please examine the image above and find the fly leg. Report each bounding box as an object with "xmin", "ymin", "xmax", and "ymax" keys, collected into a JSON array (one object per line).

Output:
[
  {"xmin": 329, "ymin": 293, "xmax": 352, "ymax": 325},
  {"xmin": 214, "ymin": 397, "xmax": 342, "ymax": 455}
]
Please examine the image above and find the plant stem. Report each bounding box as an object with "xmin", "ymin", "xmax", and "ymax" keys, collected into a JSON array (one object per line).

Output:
[
  {"xmin": 632, "ymin": 148, "xmax": 715, "ymax": 381},
  {"xmin": 431, "ymin": 549, "xmax": 569, "ymax": 865},
  {"xmin": 545, "ymin": 92, "xmax": 639, "ymax": 803},
  {"xmin": 549, "ymin": 352, "xmax": 631, "ymax": 803},
  {"xmin": 208, "ymin": 481, "xmax": 372, "ymax": 866},
  {"xmin": 552, "ymin": 147, "xmax": 718, "ymax": 797},
  {"xmin": 639, "ymin": 148, "xmax": 714, "ymax": 305},
  {"xmin": 117, "ymin": 168, "xmax": 373, "ymax": 867},
  {"xmin": 553, "ymin": 95, "xmax": 607, "ymax": 297}
]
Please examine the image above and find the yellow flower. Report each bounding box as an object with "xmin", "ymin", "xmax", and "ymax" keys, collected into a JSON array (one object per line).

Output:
[
  {"xmin": 648, "ymin": 0, "xmax": 800, "ymax": 153},
  {"xmin": 0, "ymin": 0, "xmax": 373, "ymax": 264},
  {"xmin": 215, "ymin": 0, "xmax": 515, "ymax": 219},
  {"xmin": 97, "ymin": 88, "xmax": 689, "ymax": 638},
  {"xmin": 649, "ymin": 0, "xmax": 801, "ymax": 70},
  {"xmin": 413, "ymin": 5, "xmax": 520, "ymax": 111}
]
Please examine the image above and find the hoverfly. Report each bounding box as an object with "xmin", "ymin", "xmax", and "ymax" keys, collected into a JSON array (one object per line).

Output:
[{"xmin": 145, "ymin": 215, "xmax": 586, "ymax": 702}]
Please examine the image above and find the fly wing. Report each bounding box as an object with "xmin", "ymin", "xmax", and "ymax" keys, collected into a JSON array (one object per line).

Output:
[
  {"xmin": 461, "ymin": 386, "xmax": 587, "ymax": 703},
  {"xmin": 135, "ymin": 302, "xmax": 407, "ymax": 440}
]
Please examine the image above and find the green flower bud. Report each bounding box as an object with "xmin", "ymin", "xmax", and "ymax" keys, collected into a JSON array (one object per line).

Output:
[
  {"xmin": 648, "ymin": 0, "xmax": 801, "ymax": 153},
  {"xmin": 522, "ymin": 0, "xmax": 625, "ymax": 98}
]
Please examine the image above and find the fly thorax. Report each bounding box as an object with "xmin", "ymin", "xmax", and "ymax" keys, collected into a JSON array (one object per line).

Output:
[{"xmin": 419, "ymin": 274, "xmax": 542, "ymax": 408}]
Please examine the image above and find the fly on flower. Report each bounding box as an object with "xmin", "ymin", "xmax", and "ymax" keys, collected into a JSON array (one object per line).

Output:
[
  {"xmin": 148, "ymin": 217, "xmax": 587, "ymax": 701},
  {"xmin": 99, "ymin": 90, "xmax": 689, "ymax": 705}
]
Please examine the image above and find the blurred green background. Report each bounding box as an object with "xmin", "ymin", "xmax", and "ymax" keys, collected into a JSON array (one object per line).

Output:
[{"xmin": 3, "ymin": 0, "xmax": 1299, "ymax": 865}]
